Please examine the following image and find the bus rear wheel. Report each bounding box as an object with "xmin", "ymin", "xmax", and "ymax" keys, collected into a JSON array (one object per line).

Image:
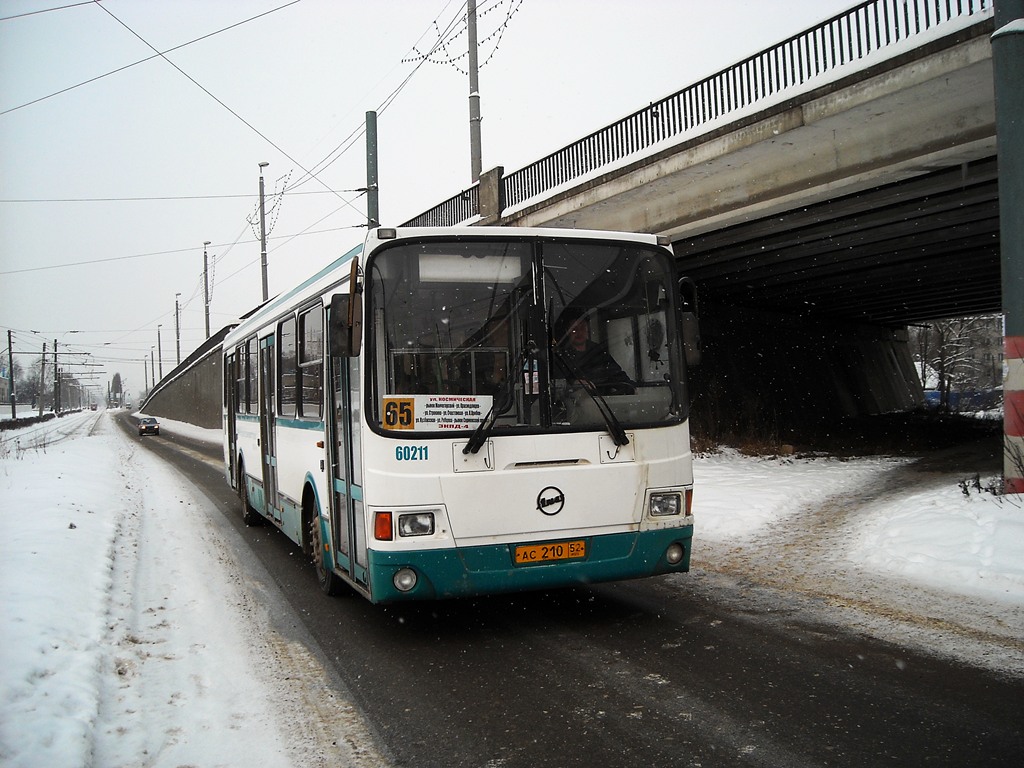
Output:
[{"xmin": 309, "ymin": 510, "xmax": 341, "ymax": 596}]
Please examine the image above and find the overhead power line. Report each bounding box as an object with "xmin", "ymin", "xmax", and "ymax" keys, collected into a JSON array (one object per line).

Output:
[
  {"xmin": 0, "ymin": 1, "xmax": 94, "ymax": 22},
  {"xmin": 0, "ymin": 188, "xmax": 366, "ymax": 203},
  {"xmin": 286, "ymin": 0, "xmax": 500, "ymax": 193},
  {"xmin": 0, "ymin": 218, "xmax": 366, "ymax": 276},
  {"xmin": 0, "ymin": 0, "xmax": 302, "ymax": 116},
  {"xmin": 93, "ymin": 2, "xmax": 364, "ymax": 220}
]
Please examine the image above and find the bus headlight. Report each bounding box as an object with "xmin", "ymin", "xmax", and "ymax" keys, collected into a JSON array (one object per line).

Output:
[
  {"xmin": 393, "ymin": 568, "xmax": 418, "ymax": 592},
  {"xmin": 398, "ymin": 511, "xmax": 436, "ymax": 537},
  {"xmin": 649, "ymin": 492, "xmax": 682, "ymax": 517}
]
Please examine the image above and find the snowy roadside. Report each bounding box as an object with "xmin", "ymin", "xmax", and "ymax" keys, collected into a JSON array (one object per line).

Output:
[
  {"xmin": 0, "ymin": 411, "xmax": 387, "ymax": 768},
  {"xmin": 3, "ymin": 410, "xmax": 1024, "ymax": 766},
  {"xmin": 693, "ymin": 446, "xmax": 1024, "ymax": 676}
]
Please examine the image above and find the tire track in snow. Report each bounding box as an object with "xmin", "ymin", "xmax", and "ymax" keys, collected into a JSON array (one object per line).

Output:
[{"xmin": 697, "ymin": 443, "xmax": 1024, "ymax": 677}]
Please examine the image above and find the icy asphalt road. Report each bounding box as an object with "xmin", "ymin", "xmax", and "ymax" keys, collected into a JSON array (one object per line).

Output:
[{"xmin": 115, "ymin": 411, "xmax": 1024, "ymax": 768}]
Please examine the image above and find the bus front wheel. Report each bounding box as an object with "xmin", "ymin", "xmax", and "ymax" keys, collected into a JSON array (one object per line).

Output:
[
  {"xmin": 238, "ymin": 466, "xmax": 262, "ymax": 527},
  {"xmin": 309, "ymin": 508, "xmax": 341, "ymax": 596}
]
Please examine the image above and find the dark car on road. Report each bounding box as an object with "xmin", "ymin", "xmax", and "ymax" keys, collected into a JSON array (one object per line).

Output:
[{"xmin": 138, "ymin": 417, "xmax": 160, "ymax": 436}]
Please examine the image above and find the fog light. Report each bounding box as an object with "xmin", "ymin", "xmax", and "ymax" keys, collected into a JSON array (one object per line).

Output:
[
  {"xmin": 650, "ymin": 492, "xmax": 681, "ymax": 517},
  {"xmin": 393, "ymin": 568, "xmax": 418, "ymax": 592},
  {"xmin": 665, "ymin": 543, "xmax": 685, "ymax": 565}
]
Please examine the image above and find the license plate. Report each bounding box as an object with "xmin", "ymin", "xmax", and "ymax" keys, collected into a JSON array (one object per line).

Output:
[{"xmin": 514, "ymin": 539, "xmax": 586, "ymax": 565}]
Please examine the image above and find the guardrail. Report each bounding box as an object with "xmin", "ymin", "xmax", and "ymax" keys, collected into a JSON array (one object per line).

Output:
[
  {"xmin": 405, "ymin": 0, "xmax": 993, "ymax": 227},
  {"xmin": 401, "ymin": 183, "xmax": 479, "ymax": 228}
]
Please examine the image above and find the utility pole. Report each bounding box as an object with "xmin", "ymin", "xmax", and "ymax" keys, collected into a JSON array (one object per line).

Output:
[
  {"xmin": 52, "ymin": 339, "xmax": 58, "ymax": 413},
  {"xmin": 157, "ymin": 325, "xmax": 163, "ymax": 380},
  {"xmin": 39, "ymin": 342, "xmax": 46, "ymax": 417},
  {"xmin": 467, "ymin": 0, "xmax": 482, "ymax": 182},
  {"xmin": 150, "ymin": 348, "xmax": 155, "ymax": 390},
  {"xmin": 144, "ymin": 356, "xmax": 149, "ymax": 393},
  {"xmin": 366, "ymin": 111, "xmax": 379, "ymax": 227},
  {"xmin": 174, "ymin": 293, "xmax": 181, "ymax": 365},
  {"xmin": 6, "ymin": 329, "xmax": 15, "ymax": 420},
  {"xmin": 203, "ymin": 240, "xmax": 211, "ymax": 338},
  {"xmin": 258, "ymin": 162, "xmax": 269, "ymax": 302}
]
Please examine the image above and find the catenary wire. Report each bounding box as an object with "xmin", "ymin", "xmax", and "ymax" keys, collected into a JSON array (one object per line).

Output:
[{"xmin": 0, "ymin": 1, "xmax": 302, "ymax": 117}]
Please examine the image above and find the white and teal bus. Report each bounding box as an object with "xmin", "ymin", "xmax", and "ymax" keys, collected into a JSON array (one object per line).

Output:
[{"xmin": 223, "ymin": 226, "xmax": 697, "ymax": 603}]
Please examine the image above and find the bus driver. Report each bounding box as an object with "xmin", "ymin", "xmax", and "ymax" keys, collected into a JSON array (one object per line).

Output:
[{"xmin": 555, "ymin": 313, "xmax": 634, "ymax": 395}]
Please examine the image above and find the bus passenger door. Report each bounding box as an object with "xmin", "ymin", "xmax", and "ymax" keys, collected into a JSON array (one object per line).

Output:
[
  {"xmin": 259, "ymin": 338, "xmax": 280, "ymax": 522},
  {"xmin": 225, "ymin": 352, "xmax": 237, "ymax": 486},
  {"xmin": 328, "ymin": 355, "xmax": 367, "ymax": 588}
]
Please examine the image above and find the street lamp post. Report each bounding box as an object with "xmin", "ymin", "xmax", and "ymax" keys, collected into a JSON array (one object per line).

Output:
[
  {"xmin": 175, "ymin": 293, "xmax": 181, "ymax": 365},
  {"xmin": 468, "ymin": 0, "xmax": 482, "ymax": 182},
  {"xmin": 6, "ymin": 329, "xmax": 15, "ymax": 420},
  {"xmin": 259, "ymin": 161, "xmax": 269, "ymax": 302},
  {"xmin": 203, "ymin": 241, "xmax": 212, "ymax": 338},
  {"xmin": 157, "ymin": 324, "xmax": 163, "ymax": 380}
]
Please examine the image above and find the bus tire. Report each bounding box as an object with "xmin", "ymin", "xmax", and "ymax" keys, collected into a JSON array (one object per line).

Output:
[
  {"xmin": 238, "ymin": 465, "xmax": 262, "ymax": 527},
  {"xmin": 309, "ymin": 507, "xmax": 341, "ymax": 596}
]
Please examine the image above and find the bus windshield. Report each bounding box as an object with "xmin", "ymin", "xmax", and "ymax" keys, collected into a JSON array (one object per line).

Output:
[{"xmin": 367, "ymin": 237, "xmax": 687, "ymax": 436}]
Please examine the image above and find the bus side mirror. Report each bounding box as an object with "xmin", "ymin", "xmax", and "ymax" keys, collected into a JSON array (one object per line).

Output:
[
  {"xmin": 679, "ymin": 277, "xmax": 701, "ymax": 367},
  {"xmin": 329, "ymin": 293, "xmax": 362, "ymax": 357}
]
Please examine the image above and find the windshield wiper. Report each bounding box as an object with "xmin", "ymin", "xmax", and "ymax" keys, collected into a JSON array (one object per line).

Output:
[
  {"xmin": 463, "ymin": 344, "xmax": 534, "ymax": 455},
  {"xmin": 463, "ymin": 399, "xmax": 501, "ymax": 455},
  {"xmin": 552, "ymin": 348, "xmax": 630, "ymax": 447}
]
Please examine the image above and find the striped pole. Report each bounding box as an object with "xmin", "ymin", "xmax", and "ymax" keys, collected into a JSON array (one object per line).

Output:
[
  {"xmin": 993, "ymin": 2, "xmax": 1024, "ymax": 493},
  {"xmin": 1006, "ymin": 337, "xmax": 1024, "ymax": 494}
]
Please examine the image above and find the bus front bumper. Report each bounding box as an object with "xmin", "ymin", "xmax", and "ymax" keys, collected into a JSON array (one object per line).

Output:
[{"xmin": 365, "ymin": 526, "xmax": 692, "ymax": 603}]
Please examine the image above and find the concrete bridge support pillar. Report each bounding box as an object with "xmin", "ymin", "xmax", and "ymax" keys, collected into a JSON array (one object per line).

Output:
[
  {"xmin": 478, "ymin": 166, "xmax": 505, "ymax": 225},
  {"xmin": 993, "ymin": 0, "xmax": 1024, "ymax": 492}
]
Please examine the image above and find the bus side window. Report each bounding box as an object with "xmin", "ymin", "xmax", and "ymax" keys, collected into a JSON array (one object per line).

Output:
[
  {"xmin": 299, "ymin": 306, "xmax": 323, "ymax": 418},
  {"xmin": 279, "ymin": 315, "xmax": 298, "ymax": 417},
  {"xmin": 246, "ymin": 337, "xmax": 258, "ymax": 414}
]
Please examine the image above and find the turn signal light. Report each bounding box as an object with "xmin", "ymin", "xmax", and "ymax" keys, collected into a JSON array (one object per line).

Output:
[{"xmin": 374, "ymin": 511, "xmax": 393, "ymax": 541}]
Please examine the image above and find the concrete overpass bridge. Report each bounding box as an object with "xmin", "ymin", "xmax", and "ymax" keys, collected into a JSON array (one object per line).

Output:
[
  {"xmin": 146, "ymin": 0, "xmax": 1024, "ymax": 490},
  {"xmin": 406, "ymin": 0, "xmax": 999, "ymax": 327},
  {"xmin": 402, "ymin": 0, "xmax": 1024, "ymax": 487}
]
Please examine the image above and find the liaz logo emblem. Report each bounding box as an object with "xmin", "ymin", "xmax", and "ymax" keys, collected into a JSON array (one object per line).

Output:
[{"xmin": 536, "ymin": 486, "xmax": 565, "ymax": 516}]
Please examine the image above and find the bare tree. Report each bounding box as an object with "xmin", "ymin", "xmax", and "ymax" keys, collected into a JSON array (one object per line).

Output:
[{"xmin": 911, "ymin": 315, "xmax": 1003, "ymax": 412}]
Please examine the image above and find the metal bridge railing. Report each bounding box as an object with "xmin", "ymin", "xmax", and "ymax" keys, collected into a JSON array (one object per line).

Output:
[
  {"xmin": 401, "ymin": 184, "xmax": 479, "ymax": 228},
  {"xmin": 406, "ymin": 0, "xmax": 993, "ymax": 227}
]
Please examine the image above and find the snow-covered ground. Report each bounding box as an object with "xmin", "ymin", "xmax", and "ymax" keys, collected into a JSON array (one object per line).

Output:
[
  {"xmin": 1, "ymin": 409, "xmax": 1022, "ymax": 767},
  {"xmin": 694, "ymin": 440, "xmax": 1024, "ymax": 674},
  {"xmin": 0, "ymin": 410, "xmax": 385, "ymax": 768}
]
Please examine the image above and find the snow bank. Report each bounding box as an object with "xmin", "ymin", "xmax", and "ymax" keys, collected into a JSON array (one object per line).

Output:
[
  {"xmin": 0, "ymin": 412, "xmax": 379, "ymax": 768},
  {"xmin": 0, "ymin": 421, "xmax": 124, "ymax": 764},
  {"xmin": 695, "ymin": 449, "xmax": 906, "ymax": 538},
  {"xmin": 850, "ymin": 480, "xmax": 1024, "ymax": 602},
  {"xmin": 694, "ymin": 448, "xmax": 1024, "ymax": 606}
]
